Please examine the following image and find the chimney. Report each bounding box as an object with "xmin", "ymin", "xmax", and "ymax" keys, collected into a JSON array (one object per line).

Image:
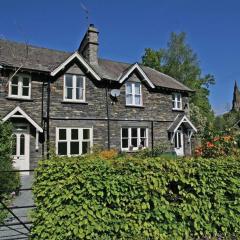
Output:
[{"xmin": 78, "ymin": 24, "xmax": 99, "ymax": 65}]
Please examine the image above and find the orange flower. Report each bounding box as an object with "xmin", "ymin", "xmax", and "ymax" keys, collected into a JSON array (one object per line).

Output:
[{"xmin": 207, "ymin": 142, "xmax": 214, "ymax": 148}]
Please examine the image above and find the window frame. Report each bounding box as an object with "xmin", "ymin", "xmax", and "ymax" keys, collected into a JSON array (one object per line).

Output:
[
  {"xmin": 56, "ymin": 127, "xmax": 93, "ymax": 156},
  {"xmin": 63, "ymin": 74, "xmax": 86, "ymax": 102},
  {"xmin": 125, "ymin": 82, "xmax": 143, "ymax": 106},
  {"xmin": 172, "ymin": 92, "xmax": 182, "ymax": 110},
  {"xmin": 8, "ymin": 74, "xmax": 31, "ymax": 99},
  {"xmin": 121, "ymin": 127, "xmax": 148, "ymax": 151}
]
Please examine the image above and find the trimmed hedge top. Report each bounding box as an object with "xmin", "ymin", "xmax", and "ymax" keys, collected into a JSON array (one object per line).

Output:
[{"xmin": 31, "ymin": 155, "xmax": 240, "ymax": 239}]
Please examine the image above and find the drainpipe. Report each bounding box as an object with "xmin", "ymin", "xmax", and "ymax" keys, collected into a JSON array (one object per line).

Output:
[
  {"xmin": 105, "ymin": 85, "xmax": 110, "ymax": 150},
  {"xmin": 151, "ymin": 121, "xmax": 154, "ymax": 156},
  {"xmin": 46, "ymin": 78, "xmax": 51, "ymax": 159}
]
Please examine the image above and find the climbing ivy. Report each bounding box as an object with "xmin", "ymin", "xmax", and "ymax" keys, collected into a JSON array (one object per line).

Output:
[{"xmin": 31, "ymin": 155, "xmax": 240, "ymax": 239}]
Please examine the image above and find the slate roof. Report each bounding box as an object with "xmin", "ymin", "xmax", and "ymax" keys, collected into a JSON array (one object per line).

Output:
[{"xmin": 0, "ymin": 39, "xmax": 193, "ymax": 92}]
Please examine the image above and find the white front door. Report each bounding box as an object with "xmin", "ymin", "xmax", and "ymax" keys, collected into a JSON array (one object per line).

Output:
[
  {"xmin": 174, "ymin": 129, "xmax": 184, "ymax": 156},
  {"xmin": 12, "ymin": 125, "xmax": 30, "ymax": 175}
]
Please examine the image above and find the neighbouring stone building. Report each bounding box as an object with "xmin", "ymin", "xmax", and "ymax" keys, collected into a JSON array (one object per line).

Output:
[{"xmin": 0, "ymin": 24, "xmax": 197, "ymax": 173}]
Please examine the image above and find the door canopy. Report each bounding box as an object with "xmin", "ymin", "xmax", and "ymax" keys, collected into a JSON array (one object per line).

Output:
[{"xmin": 168, "ymin": 114, "xmax": 197, "ymax": 143}]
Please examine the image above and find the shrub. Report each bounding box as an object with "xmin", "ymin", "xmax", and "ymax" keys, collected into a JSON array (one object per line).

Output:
[
  {"xmin": 31, "ymin": 155, "xmax": 240, "ymax": 239},
  {"xmin": 99, "ymin": 149, "xmax": 118, "ymax": 160},
  {"xmin": 0, "ymin": 122, "xmax": 20, "ymax": 223},
  {"xmin": 196, "ymin": 135, "xmax": 237, "ymax": 158}
]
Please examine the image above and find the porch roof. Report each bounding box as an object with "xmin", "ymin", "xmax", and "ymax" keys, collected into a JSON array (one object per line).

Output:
[
  {"xmin": 168, "ymin": 114, "xmax": 197, "ymax": 133},
  {"xmin": 2, "ymin": 106, "xmax": 43, "ymax": 133}
]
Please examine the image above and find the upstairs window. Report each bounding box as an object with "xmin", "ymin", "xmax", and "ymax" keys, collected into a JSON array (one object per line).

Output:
[
  {"xmin": 126, "ymin": 82, "xmax": 142, "ymax": 106},
  {"xmin": 172, "ymin": 93, "xmax": 182, "ymax": 110},
  {"xmin": 64, "ymin": 74, "xmax": 85, "ymax": 102},
  {"xmin": 9, "ymin": 75, "xmax": 31, "ymax": 99},
  {"xmin": 121, "ymin": 127, "xmax": 148, "ymax": 151}
]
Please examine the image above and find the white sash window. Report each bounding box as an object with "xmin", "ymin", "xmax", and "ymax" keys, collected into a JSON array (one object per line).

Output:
[
  {"xmin": 64, "ymin": 74, "xmax": 85, "ymax": 102},
  {"xmin": 126, "ymin": 82, "xmax": 142, "ymax": 106},
  {"xmin": 172, "ymin": 93, "xmax": 182, "ymax": 110},
  {"xmin": 9, "ymin": 75, "xmax": 31, "ymax": 99}
]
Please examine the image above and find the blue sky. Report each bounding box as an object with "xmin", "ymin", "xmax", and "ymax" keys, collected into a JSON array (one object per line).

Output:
[{"xmin": 1, "ymin": 0, "xmax": 240, "ymax": 115}]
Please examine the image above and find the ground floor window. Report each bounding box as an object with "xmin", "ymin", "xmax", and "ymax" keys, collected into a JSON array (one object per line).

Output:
[
  {"xmin": 56, "ymin": 128, "xmax": 93, "ymax": 156},
  {"xmin": 121, "ymin": 127, "xmax": 148, "ymax": 151}
]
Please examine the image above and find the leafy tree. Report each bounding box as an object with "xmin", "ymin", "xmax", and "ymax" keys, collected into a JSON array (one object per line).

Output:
[{"xmin": 142, "ymin": 32, "xmax": 215, "ymax": 130}]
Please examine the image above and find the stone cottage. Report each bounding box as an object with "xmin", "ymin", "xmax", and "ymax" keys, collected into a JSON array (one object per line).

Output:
[{"xmin": 0, "ymin": 24, "xmax": 197, "ymax": 173}]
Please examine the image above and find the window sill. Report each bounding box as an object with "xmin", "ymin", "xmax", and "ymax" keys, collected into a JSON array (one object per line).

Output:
[
  {"xmin": 6, "ymin": 96, "xmax": 33, "ymax": 102},
  {"xmin": 61, "ymin": 101, "xmax": 88, "ymax": 105},
  {"xmin": 125, "ymin": 105, "xmax": 144, "ymax": 109}
]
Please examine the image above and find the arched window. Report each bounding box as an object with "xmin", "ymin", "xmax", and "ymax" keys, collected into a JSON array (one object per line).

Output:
[{"xmin": 20, "ymin": 134, "xmax": 25, "ymax": 155}]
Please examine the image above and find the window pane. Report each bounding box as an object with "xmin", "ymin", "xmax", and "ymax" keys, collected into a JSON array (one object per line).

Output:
[
  {"xmin": 178, "ymin": 132, "xmax": 181, "ymax": 147},
  {"xmin": 76, "ymin": 77, "xmax": 83, "ymax": 88},
  {"xmin": 172, "ymin": 100, "xmax": 176, "ymax": 108},
  {"xmin": 177, "ymin": 102, "xmax": 181, "ymax": 109},
  {"xmin": 76, "ymin": 88, "xmax": 83, "ymax": 100},
  {"xmin": 122, "ymin": 139, "xmax": 128, "ymax": 148},
  {"xmin": 132, "ymin": 128, "xmax": 137, "ymax": 137},
  {"xmin": 70, "ymin": 142, "xmax": 79, "ymax": 155},
  {"xmin": 12, "ymin": 76, "xmax": 18, "ymax": 85},
  {"xmin": 12, "ymin": 134, "xmax": 17, "ymax": 155},
  {"xmin": 83, "ymin": 129, "xmax": 90, "ymax": 140},
  {"xmin": 82, "ymin": 141, "xmax": 90, "ymax": 154},
  {"xmin": 66, "ymin": 88, "xmax": 73, "ymax": 99},
  {"xmin": 172, "ymin": 93, "xmax": 175, "ymax": 101},
  {"xmin": 140, "ymin": 138, "xmax": 146, "ymax": 147},
  {"xmin": 22, "ymin": 87, "xmax": 29, "ymax": 96},
  {"xmin": 11, "ymin": 86, "xmax": 18, "ymax": 95},
  {"xmin": 135, "ymin": 95, "xmax": 141, "ymax": 105},
  {"xmin": 122, "ymin": 128, "xmax": 128, "ymax": 138},
  {"xmin": 140, "ymin": 128, "xmax": 146, "ymax": 138},
  {"xmin": 65, "ymin": 75, "xmax": 73, "ymax": 87},
  {"xmin": 126, "ymin": 83, "xmax": 132, "ymax": 93},
  {"xmin": 23, "ymin": 78, "xmax": 30, "ymax": 86},
  {"xmin": 132, "ymin": 138, "xmax": 138, "ymax": 147},
  {"xmin": 20, "ymin": 134, "xmax": 25, "ymax": 155},
  {"xmin": 71, "ymin": 129, "xmax": 78, "ymax": 140},
  {"xmin": 59, "ymin": 129, "xmax": 66, "ymax": 140},
  {"xmin": 135, "ymin": 83, "xmax": 141, "ymax": 94},
  {"xmin": 58, "ymin": 142, "xmax": 67, "ymax": 155},
  {"xmin": 177, "ymin": 94, "xmax": 181, "ymax": 101},
  {"xmin": 126, "ymin": 94, "xmax": 132, "ymax": 105}
]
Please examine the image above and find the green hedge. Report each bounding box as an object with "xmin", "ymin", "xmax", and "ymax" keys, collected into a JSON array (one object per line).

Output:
[
  {"xmin": 0, "ymin": 122, "xmax": 20, "ymax": 223},
  {"xmin": 31, "ymin": 155, "xmax": 240, "ymax": 239}
]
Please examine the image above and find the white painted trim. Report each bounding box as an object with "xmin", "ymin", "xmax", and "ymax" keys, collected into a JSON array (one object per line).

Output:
[
  {"xmin": 2, "ymin": 106, "xmax": 43, "ymax": 133},
  {"xmin": 172, "ymin": 92, "xmax": 182, "ymax": 110},
  {"xmin": 50, "ymin": 52, "xmax": 101, "ymax": 81},
  {"xmin": 118, "ymin": 63, "xmax": 155, "ymax": 89},
  {"xmin": 63, "ymin": 74, "xmax": 86, "ymax": 102},
  {"xmin": 125, "ymin": 82, "xmax": 143, "ymax": 106},
  {"xmin": 56, "ymin": 127, "xmax": 93, "ymax": 156},
  {"xmin": 174, "ymin": 115, "xmax": 197, "ymax": 133},
  {"xmin": 8, "ymin": 74, "xmax": 31, "ymax": 99},
  {"xmin": 121, "ymin": 127, "xmax": 148, "ymax": 151}
]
